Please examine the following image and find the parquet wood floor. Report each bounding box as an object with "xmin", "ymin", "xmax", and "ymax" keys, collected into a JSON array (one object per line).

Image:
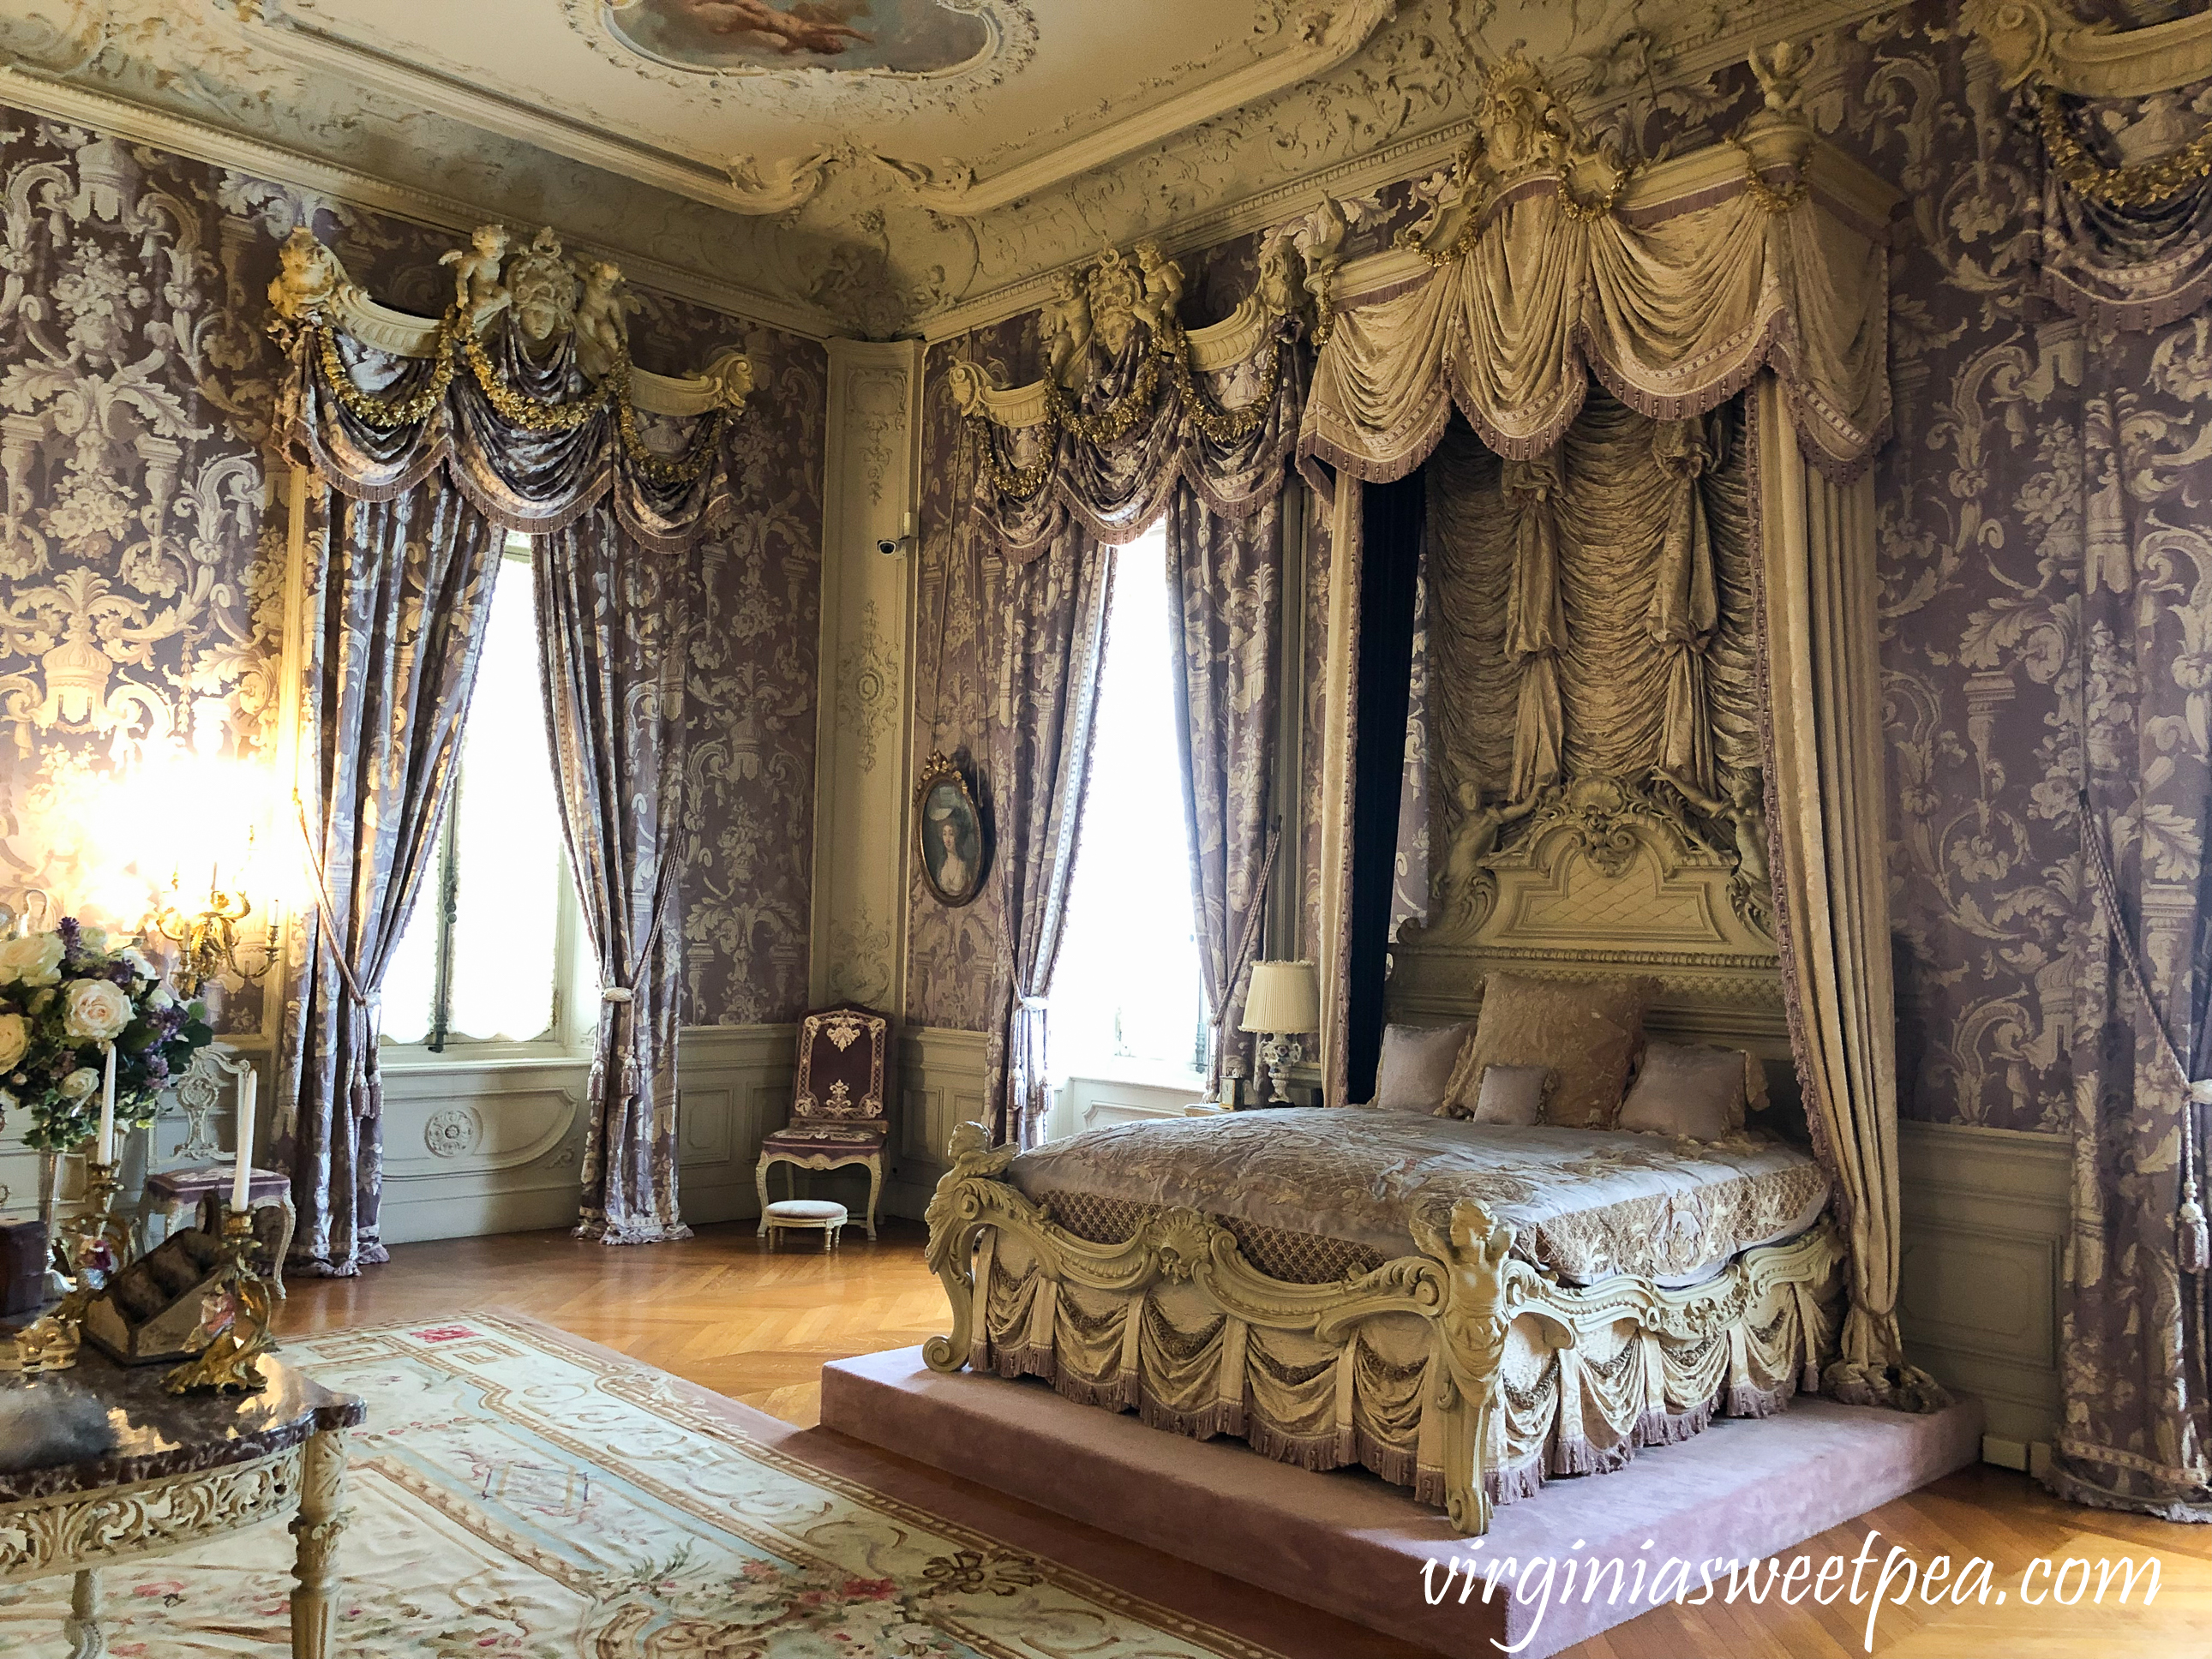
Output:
[{"xmin": 277, "ymin": 1224, "xmax": 2212, "ymax": 1657}]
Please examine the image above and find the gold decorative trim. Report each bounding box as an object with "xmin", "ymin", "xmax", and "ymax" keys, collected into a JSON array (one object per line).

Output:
[
  {"xmin": 947, "ymin": 239, "xmax": 1295, "ymax": 499},
  {"xmin": 0, "ymin": 1446, "xmax": 303, "ymax": 1581},
  {"xmin": 2038, "ymin": 87, "xmax": 2212, "ymax": 208}
]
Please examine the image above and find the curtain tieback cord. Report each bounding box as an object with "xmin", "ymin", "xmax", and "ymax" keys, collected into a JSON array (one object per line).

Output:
[{"xmin": 2078, "ymin": 790, "xmax": 2211, "ymax": 1272}]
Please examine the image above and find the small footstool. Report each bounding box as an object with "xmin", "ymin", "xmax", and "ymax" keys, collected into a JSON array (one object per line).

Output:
[{"xmin": 762, "ymin": 1198, "xmax": 848, "ymax": 1252}]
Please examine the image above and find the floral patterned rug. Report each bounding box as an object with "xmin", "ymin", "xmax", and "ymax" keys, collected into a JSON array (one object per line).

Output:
[{"xmin": 1, "ymin": 1315, "xmax": 1281, "ymax": 1659}]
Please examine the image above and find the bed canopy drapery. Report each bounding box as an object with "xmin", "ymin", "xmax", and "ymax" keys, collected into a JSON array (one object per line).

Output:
[
  {"xmin": 267, "ymin": 225, "xmax": 756, "ymax": 1267},
  {"xmin": 1296, "ymin": 49, "xmax": 1936, "ymax": 1404},
  {"xmin": 947, "ymin": 242, "xmax": 1309, "ymax": 1140}
]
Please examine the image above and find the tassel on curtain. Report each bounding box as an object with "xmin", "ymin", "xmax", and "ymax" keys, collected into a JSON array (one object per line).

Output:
[{"xmin": 1502, "ymin": 449, "xmax": 1566, "ymax": 802}]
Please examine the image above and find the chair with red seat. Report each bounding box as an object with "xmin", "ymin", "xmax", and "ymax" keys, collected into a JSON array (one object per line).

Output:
[{"xmin": 755, "ymin": 1003, "xmax": 890, "ymax": 1240}]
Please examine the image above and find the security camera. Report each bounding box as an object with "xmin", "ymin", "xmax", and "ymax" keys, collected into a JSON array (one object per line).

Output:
[{"xmin": 876, "ymin": 511, "xmax": 916, "ymax": 558}]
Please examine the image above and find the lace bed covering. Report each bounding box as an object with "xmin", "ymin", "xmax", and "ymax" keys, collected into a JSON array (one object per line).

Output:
[{"xmin": 1008, "ymin": 1108, "xmax": 1829, "ymax": 1285}]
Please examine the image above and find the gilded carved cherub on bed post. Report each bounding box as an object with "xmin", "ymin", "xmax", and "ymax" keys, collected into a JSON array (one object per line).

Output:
[{"xmin": 1410, "ymin": 1201, "xmax": 1517, "ymax": 1537}]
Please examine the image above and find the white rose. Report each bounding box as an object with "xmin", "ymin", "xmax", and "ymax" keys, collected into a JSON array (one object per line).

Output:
[
  {"xmin": 77, "ymin": 926, "xmax": 107, "ymax": 954},
  {"xmin": 0, "ymin": 933, "xmax": 63, "ymax": 987},
  {"xmin": 59, "ymin": 1067, "xmax": 99, "ymax": 1100},
  {"xmin": 149, "ymin": 985, "xmax": 177, "ymax": 1012},
  {"xmin": 120, "ymin": 946, "xmax": 160, "ymax": 981},
  {"xmin": 62, "ymin": 978, "xmax": 133, "ymax": 1043},
  {"xmin": 0, "ymin": 1012, "xmax": 24, "ymax": 1071}
]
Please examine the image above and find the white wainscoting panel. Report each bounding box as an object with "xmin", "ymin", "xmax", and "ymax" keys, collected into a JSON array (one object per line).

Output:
[
  {"xmin": 890, "ymin": 1027, "xmax": 988, "ymax": 1218},
  {"xmin": 1897, "ymin": 1119, "xmax": 2067, "ymax": 1464},
  {"xmin": 676, "ymin": 1022, "xmax": 797, "ymax": 1225}
]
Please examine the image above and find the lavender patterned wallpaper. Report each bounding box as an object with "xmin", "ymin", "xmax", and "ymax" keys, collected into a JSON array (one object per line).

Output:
[
  {"xmin": 0, "ymin": 107, "xmax": 822, "ymax": 1033},
  {"xmin": 900, "ymin": 0, "xmax": 2122, "ymax": 1135}
]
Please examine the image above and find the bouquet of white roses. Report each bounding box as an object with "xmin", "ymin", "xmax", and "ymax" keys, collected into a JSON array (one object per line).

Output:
[{"xmin": 0, "ymin": 917, "xmax": 214, "ymax": 1153}]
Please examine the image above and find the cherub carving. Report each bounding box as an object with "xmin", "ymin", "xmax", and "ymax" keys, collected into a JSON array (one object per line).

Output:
[
  {"xmin": 1670, "ymin": 766, "xmax": 1772, "ymax": 895},
  {"xmin": 1438, "ymin": 779, "xmax": 1535, "ymax": 919},
  {"xmin": 1134, "ymin": 240, "xmax": 1185, "ymax": 341},
  {"xmin": 266, "ymin": 226, "xmax": 349, "ymax": 323},
  {"xmin": 571, "ymin": 257, "xmax": 639, "ymax": 381},
  {"xmin": 1040, "ymin": 270, "xmax": 1093, "ymax": 388},
  {"xmin": 1747, "ymin": 39, "xmax": 1815, "ymax": 117},
  {"xmin": 439, "ymin": 224, "xmax": 510, "ymax": 324}
]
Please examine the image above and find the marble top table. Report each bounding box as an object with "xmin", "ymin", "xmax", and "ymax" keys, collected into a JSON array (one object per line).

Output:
[{"xmin": 1, "ymin": 1347, "xmax": 363, "ymax": 1656}]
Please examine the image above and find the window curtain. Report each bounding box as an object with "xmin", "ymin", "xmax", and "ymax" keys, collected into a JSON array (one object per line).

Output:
[
  {"xmin": 277, "ymin": 482, "xmax": 500, "ymax": 1276},
  {"xmin": 539, "ymin": 506, "xmax": 693, "ymax": 1244},
  {"xmin": 276, "ymin": 291, "xmax": 739, "ymax": 1260},
  {"xmin": 1165, "ymin": 485, "xmax": 1282, "ymax": 1095},
  {"xmin": 984, "ymin": 524, "xmax": 1112, "ymax": 1147},
  {"xmin": 959, "ymin": 274, "xmax": 1305, "ymax": 1139},
  {"xmin": 2028, "ymin": 105, "xmax": 2212, "ymax": 1518}
]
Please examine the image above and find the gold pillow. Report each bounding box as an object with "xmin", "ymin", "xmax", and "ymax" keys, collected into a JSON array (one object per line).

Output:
[{"xmin": 1441, "ymin": 973, "xmax": 1659, "ymax": 1130}]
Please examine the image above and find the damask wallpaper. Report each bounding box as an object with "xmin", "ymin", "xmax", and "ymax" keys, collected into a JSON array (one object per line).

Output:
[
  {"xmin": 899, "ymin": 0, "xmax": 2165, "ymax": 1135},
  {"xmin": 0, "ymin": 106, "xmax": 822, "ymax": 1034}
]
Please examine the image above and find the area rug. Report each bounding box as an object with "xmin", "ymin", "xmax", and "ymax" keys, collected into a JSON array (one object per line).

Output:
[{"xmin": 0, "ymin": 1314, "xmax": 1284, "ymax": 1659}]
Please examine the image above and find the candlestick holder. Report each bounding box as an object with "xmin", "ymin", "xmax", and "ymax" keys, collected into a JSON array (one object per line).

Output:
[
  {"xmin": 9, "ymin": 1157, "xmax": 132, "ymax": 1375},
  {"xmin": 163, "ymin": 1207, "xmax": 275, "ymax": 1395}
]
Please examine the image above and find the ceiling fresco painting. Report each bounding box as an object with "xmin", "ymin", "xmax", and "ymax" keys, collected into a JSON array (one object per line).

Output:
[{"xmin": 604, "ymin": 0, "xmax": 992, "ymax": 75}]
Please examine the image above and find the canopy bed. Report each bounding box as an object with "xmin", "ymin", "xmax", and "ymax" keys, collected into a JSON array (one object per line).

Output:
[{"xmin": 925, "ymin": 48, "xmax": 1939, "ymax": 1536}]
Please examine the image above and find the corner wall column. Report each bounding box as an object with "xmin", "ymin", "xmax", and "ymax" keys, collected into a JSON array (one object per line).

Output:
[{"xmin": 810, "ymin": 341, "xmax": 926, "ymax": 1020}]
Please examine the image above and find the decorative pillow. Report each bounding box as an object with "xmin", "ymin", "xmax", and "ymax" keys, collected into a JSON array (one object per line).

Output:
[
  {"xmin": 1616, "ymin": 1041, "xmax": 1758, "ymax": 1141},
  {"xmin": 1459, "ymin": 1063, "xmax": 1553, "ymax": 1126},
  {"xmin": 1442, "ymin": 973, "xmax": 1658, "ymax": 1130},
  {"xmin": 1374, "ymin": 1021, "xmax": 1474, "ymax": 1113}
]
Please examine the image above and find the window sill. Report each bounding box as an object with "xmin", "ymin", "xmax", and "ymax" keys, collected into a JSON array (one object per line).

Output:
[
  {"xmin": 378, "ymin": 1046, "xmax": 590, "ymax": 1075},
  {"xmin": 1058, "ymin": 1065, "xmax": 1208, "ymax": 1095}
]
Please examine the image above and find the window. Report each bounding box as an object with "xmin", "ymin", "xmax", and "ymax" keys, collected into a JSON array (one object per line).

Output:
[
  {"xmin": 381, "ymin": 537, "xmax": 586, "ymax": 1055},
  {"xmin": 1047, "ymin": 526, "xmax": 1211, "ymax": 1087}
]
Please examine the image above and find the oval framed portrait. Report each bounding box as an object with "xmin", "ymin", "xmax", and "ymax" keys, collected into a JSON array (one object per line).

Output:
[{"xmin": 915, "ymin": 751, "xmax": 989, "ymax": 907}]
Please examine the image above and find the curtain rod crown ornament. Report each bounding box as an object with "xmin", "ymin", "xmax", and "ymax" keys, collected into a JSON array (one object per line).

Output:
[
  {"xmin": 270, "ymin": 225, "xmax": 755, "ymax": 423},
  {"xmin": 1965, "ymin": 0, "xmax": 2212, "ymax": 99}
]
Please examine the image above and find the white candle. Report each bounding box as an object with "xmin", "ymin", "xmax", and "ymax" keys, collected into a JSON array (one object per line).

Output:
[
  {"xmin": 96, "ymin": 1043, "xmax": 116, "ymax": 1165},
  {"xmin": 231, "ymin": 1069, "xmax": 256, "ymax": 1213}
]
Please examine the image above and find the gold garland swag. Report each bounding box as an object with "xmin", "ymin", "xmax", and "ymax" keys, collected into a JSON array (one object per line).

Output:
[{"xmin": 310, "ymin": 308, "xmax": 727, "ymax": 488}]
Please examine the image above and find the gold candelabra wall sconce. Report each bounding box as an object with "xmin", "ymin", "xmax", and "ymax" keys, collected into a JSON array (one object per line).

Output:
[{"xmin": 153, "ymin": 851, "xmax": 275, "ymax": 997}]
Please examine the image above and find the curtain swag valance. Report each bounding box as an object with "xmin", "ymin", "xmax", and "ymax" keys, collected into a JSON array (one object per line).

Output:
[
  {"xmin": 270, "ymin": 224, "xmax": 757, "ymax": 554},
  {"xmin": 1961, "ymin": 0, "xmax": 2212, "ymax": 332},
  {"xmin": 1298, "ymin": 58, "xmax": 1897, "ymax": 491},
  {"xmin": 950, "ymin": 239, "xmax": 1311, "ymax": 558}
]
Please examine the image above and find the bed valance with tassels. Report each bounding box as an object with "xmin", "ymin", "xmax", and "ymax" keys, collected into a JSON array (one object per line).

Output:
[
  {"xmin": 949, "ymin": 240, "xmax": 1310, "ymax": 556},
  {"xmin": 1297, "ymin": 53, "xmax": 1897, "ymax": 488},
  {"xmin": 269, "ymin": 224, "xmax": 756, "ymax": 552}
]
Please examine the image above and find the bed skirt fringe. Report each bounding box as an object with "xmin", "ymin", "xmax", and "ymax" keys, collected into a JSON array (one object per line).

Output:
[{"xmin": 969, "ymin": 1224, "xmax": 1840, "ymax": 1515}]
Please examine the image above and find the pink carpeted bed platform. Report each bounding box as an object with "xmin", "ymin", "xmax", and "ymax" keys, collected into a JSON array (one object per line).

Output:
[{"xmin": 821, "ymin": 1347, "xmax": 1984, "ymax": 1659}]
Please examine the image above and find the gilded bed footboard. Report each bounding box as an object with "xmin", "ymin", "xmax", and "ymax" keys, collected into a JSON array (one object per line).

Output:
[{"xmin": 922, "ymin": 1123, "xmax": 1842, "ymax": 1536}]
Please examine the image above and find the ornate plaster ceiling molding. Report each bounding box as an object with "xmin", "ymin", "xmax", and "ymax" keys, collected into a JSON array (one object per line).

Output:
[
  {"xmin": 1964, "ymin": 0, "xmax": 2212, "ymax": 98},
  {"xmin": 0, "ymin": 57, "xmax": 837, "ymax": 338},
  {"xmin": 218, "ymin": 0, "xmax": 1396, "ymax": 219}
]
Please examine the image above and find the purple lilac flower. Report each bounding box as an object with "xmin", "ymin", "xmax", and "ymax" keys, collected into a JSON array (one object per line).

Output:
[{"xmin": 57, "ymin": 917, "xmax": 82, "ymax": 964}]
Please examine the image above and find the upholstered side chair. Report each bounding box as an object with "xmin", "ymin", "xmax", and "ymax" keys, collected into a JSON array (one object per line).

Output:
[{"xmin": 755, "ymin": 1003, "xmax": 890, "ymax": 1240}]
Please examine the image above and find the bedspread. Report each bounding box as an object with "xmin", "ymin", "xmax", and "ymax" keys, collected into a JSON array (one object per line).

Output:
[{"xmin": 1008, "ymin": 1108, "xmax": 1828, "ymax": 1285}]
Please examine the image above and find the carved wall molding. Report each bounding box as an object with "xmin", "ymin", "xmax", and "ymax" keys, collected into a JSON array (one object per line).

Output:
[
  {"xmin": 1964, "ymin": 0, "xmax": 2212, "ymax": 99},
  {"xmin": 836, "ymin": 600, "xmax": 898, "ymax": 775}
]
